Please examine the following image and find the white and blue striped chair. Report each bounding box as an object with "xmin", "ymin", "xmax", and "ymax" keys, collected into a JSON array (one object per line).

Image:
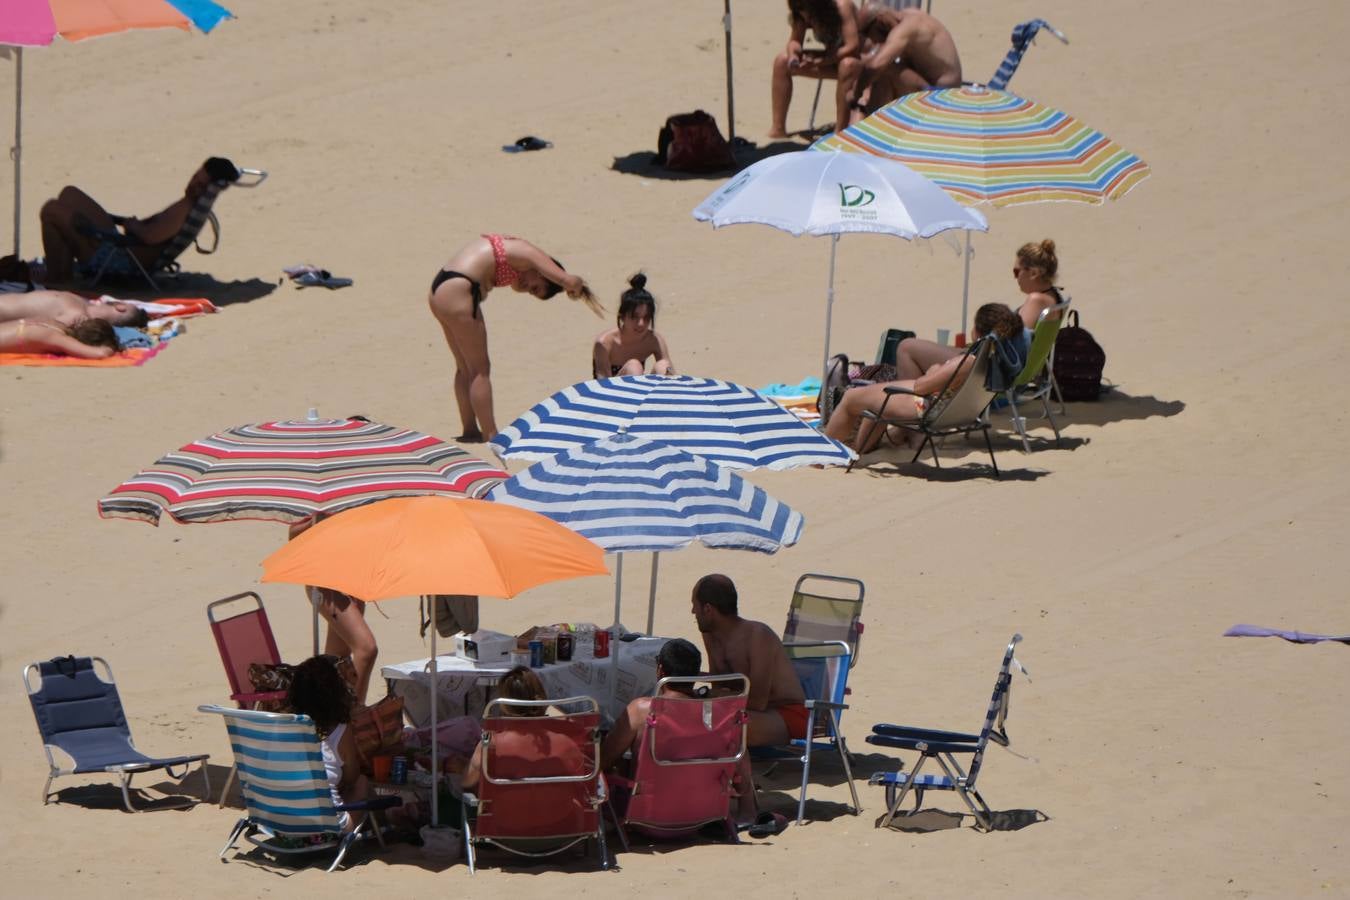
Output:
[
  {"xmin": 199, "ymin": 705, "xmax": 400, "ymax": 873},
  {"xmin": 866, "ymin": 634, "xmax": 1030, "ymax": 831}
]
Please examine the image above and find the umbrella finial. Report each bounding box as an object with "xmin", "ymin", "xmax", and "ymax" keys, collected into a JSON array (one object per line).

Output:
[{"xmin": 306, "ymin": 407, "xmax": 320, "ymax": 422}]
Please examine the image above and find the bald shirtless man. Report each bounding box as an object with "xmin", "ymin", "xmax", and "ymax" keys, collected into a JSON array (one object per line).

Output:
[
  {"xmin": 0, "ymin": 290, "xmax": 147, "ymax": 328},
  {"xmin": 855, "ymin": 4, "xmax": 962, "ymax": 115},
  {"xmin": 691, "ymin": 574, "xmax": 808, "ymax": 748}
]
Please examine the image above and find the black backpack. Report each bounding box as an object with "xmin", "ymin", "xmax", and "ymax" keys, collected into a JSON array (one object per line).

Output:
[{"xmin": 1052, "ymin": 309, "xmax": 1106, "ymax": 401}]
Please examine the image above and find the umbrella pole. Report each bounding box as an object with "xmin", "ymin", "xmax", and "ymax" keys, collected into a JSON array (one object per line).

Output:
[
  {"xmin": 612, "ymin": 552, "xmax": 624, "ymax": 628},
  {"xmin": 960, "ymin": 231, "xmax": 973, "ymax": 338},
  {"xmin": 311, "ymin": 594, "xmax": 321, "ymax": 657},
  {"xmin": 645, "ymin": 551, "xmax": 660, "ymax": 636},
  {"xmin": 12, "ymin": 47, "xmax": 22, "ymax": 258},
  {"xmin": 723, "ymin": 0, "xmax": 736, "ymax": 146},
  {"xmin": 821, "ymin": 234, "xmax": 839, "ymax": 392},
  {"xmin": 427, "ymin": 596, "xmax": 441, "ymax": 828}
]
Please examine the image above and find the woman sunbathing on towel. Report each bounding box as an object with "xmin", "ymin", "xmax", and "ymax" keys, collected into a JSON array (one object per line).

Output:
[
  {"xmin": 0, "ymin": 316, "xmax": 120, "ymax": 358},
  {"xmin": 429, "ymin": 235, "xmax": 603, "ymax": 442},
  {"xmin": 895, "ymin": 239, "xmax": 1066, "ymax": 380},
  {"xmin": 824, "ymin": 302, "xmax": 1021, "ymax": 451},
  {"xmin": 592, "ymin": 273, "xmax": 675, "ymax": 379}
]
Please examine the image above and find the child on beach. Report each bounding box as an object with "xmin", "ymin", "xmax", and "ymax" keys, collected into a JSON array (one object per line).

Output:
[
  {"xmin": 592, "ymin": 273, "xmax": 675, "ymax": 379},
  {"xmin": 0, "ymin": 316, "xmax": 120, "ymax": 358},
  {"xmin": 894, "ymin": 239, "xmax": 1066, "ymax": 380},
  {"xmin": 428, "ymin": 234, "xmax": 603, "ymax": 442}
]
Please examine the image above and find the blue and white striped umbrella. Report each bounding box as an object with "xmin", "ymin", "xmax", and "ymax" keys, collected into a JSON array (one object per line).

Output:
[
  {"xmin": 487, "ymin": 432, "xmax": 803, "ymax": 631},
  {"xmin": 490, "ymin": 374, "xmax": 854, "ymax": 470}
]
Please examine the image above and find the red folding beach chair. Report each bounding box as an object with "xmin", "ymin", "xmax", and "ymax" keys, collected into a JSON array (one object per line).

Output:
[
  {"xmin": 610, "ymin": 675, "xmax": 748, "ymax": 843},
  {"xmin": 207, "ymin": 591, "xmax": 286, "ymax": 806},
  {"xmin": 462, "ymin": 696, "xmax": 611, "ymax": 873}
]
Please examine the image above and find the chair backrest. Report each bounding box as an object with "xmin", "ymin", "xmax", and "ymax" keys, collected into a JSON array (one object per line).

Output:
[
  {"xmin": 782, "ymin": 574, "xmax": 865, "ymax": 666},
  {"xmin": 924, "ymin": 337, "xmax": 996, "ymax": 431},
  {"xmin": 965, "ymin": 634, "xmax": 1025, "ymax": 788},
  {"xmin": 623, "ymin": 676, "xmax": 748, "ymax": 837},
  {"xmin": 1013, "ymin": 297, "xmax": 1072, "ymax": 389},
  {"xmin": 199, "ymin": 704, "xmax": 343, "ymax": 835},
  {"xmin": 785, "ymin": 640, "xmax": 852, "ymax": 740},
  {"xmin": 207, "ymin": 592, "xmax": 283, "ymax": 702},
  {"xmin": 24, "ymin": 656, "xmax": 134, "ymax": 767},
  {"xmin": 150, "ymin": 181, "xmax": 227, "ymax": 271},
  {"xmin": 988, "ymin": 19, "xmax": 1069, "ymax": 91},
  {"xmin": 475, "ymin": 696, "xmax": 603, "ymax": 841}
]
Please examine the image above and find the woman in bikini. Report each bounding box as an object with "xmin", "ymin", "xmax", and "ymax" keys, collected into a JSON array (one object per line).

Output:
[
  {"xmin": 592, "ymin": 273, "xmax": 675, "ymax": 379},
  {"xmin": 429, "ymin": 234, "xmax": 603, "ymax": 442},
  {"xmin": 0, "ymin": 316, "xmax": 120, "ymax": 358},
  {"xmin": 894, "ymin": 239, "xmax": 1066, "ymax": 380},
  {"xmin": 824, "ymin": 302, "xmax": 1022, "ymax": 452}
]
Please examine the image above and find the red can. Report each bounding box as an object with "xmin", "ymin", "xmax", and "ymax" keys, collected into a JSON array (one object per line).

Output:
[{"xmin": 593, "ymin": 628, "xmax": 610, "ymax": 658}]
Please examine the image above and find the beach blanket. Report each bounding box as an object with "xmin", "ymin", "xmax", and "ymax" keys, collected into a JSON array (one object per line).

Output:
[
  {"xmin": 97, "ymin": 296, "xmax": 217, "ymax": 319},
  {"xmin": 761, "ymin": 377, "xmax": 823, "ymax": 428},
  {"xmin": 0, "ymin": 343, "xmax": 171, "ymax": 367},
  {"xmin": 1223, "ymin": 624, "xmax": 1350, "ymax": 645}
]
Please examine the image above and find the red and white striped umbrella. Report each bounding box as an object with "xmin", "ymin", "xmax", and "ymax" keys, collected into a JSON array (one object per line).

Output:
[{"xmin": 99, "ymin": 416, "xmax": 506, "ymax": 525}]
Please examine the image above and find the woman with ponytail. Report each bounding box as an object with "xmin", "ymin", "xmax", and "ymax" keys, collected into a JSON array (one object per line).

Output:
[
  {"xmin": 592, "ymin": 272, "xmax": 675, "ymax": 379},
  {"xmin": 429, "ymin": 234, "xmax": 604, "ymax": 442}
]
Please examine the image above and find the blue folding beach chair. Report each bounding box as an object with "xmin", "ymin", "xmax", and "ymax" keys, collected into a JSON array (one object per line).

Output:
[
  {"xmin": 866, "ymin": 634, "xmax": 1030, "ymax": 831},
  {"xmin": 24, "ymin": 655, "xmax": 211, "ymax": 812},
  {"xmin": 987, "ymin": 19, "xmax": 1069, "ymax": 91},
  {"xmin": 199, "ymin": 705, "xmax": 401, "ymax": 873}
]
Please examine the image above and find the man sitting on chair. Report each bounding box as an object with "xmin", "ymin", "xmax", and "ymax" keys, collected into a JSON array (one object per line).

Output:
[
  {"xmin": 770, "ymin": 0, "xmax": 864, "ymax": 138},
  {"xmin": 38, "ymin": 157, "xmax": 238, "ymax": 285},
  {"xmin": 855, "ymin": 4, "xmax": 962, "ymax": 114},
  {"xmin": 691, "ymin": 574, "xmax": 808, "ymax": 747},
  {"xmin": 601, "ymin": 638, "xmax": 704, "ymax": 772}
]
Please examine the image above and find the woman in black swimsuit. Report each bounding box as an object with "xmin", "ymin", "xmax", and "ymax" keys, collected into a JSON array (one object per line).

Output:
[{"xmin": 428, "ymin": 234, "xmax": 601, "ymax": 442}]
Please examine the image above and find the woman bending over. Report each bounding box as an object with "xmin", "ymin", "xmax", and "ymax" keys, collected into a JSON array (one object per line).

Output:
[
  {"xmin": 592, "ymin": 273, "xmax": 675, "ymax": 378},
  {"xmin": 429, "ymin": 234, "xmax": 603, "ymax": 442}
]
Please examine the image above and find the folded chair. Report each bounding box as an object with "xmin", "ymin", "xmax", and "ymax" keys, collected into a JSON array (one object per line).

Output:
[
  {"xmin": 24, "ymin": 655, "xmax": 210, "ymax": 812},
  {"xmin": 782, "ymin": 573, "xmax": 865, "ymax": 668},
  {"xmin": 208, "ymin": 591, "xmax": 288, "ymax": 806},
  {"xmin": 82, "ymin": 159, "xmax": 267, "ymax": 289},
  {"xmin": 848, "ymin": 336, "xmax": 1000, "ymax": 477},
  {"xmin": 1001, "ymin": 296, "xmax": 1071, "ymax": 452},
  {"xmin": 199, "ymin": 705, "xmax": 401, "ymax": 873},
  {"xmin": 867, "ymin": 634, "xmax": 1029, "ymax": 831},
  {"xmin": 462, "ymin": 696, "xmax": 611, "ymax": 873},
  {"xmin": 609, "ymin": 675, "xmax": 748, "ymax": 843},
  {"xmin": 755, "ymin": 640, "xmax": 861, "ymax": 824}
]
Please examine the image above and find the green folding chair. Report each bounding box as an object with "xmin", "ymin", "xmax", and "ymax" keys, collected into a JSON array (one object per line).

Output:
[{"xmin": 1004, "ymin": 296, "xmax": 1071, "ymax": 452}]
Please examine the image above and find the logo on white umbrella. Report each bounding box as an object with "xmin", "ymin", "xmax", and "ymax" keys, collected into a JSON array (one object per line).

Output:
[{"xmin": 838, "ymin": 183, "xmax": 878, "ymax": 221}]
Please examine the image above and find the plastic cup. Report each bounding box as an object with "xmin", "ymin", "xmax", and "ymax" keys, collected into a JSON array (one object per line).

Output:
[
  {"xmin": 936, "ymin": 328, "xmax": 951, "ymax": 346},
  {"xmin": 372, "ymin": 754, "xmax": 393, "ymax": 782}
]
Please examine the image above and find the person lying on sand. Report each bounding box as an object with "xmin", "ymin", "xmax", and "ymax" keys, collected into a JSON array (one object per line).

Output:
[
  {"xmin": 592, "ymin": 273, "xmax": 675, "ymax": 379},
  {"xmin": 824, "ymin": 302, "xmax": 1021, "ymax": 452},
  {"xmin": 0, "ymin": 316, "xmax": 120, "ymax": 359},
  {"xmin": 855, "ymin": 3, "xmax": 962, "ymax": 114},
  {"xmin": 0, "ymin": 290, "xmax": 147, "ymax": 328}
]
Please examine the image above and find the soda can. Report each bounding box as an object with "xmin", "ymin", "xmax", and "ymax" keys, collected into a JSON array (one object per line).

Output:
[
  {"xmin": 390, "ymin": 755, "xmax": 408, "ymax": 785},
  {"xmin": 556, "ymin": 632, "xmax": 574, "ymax": 662},
  {"xmin": 593, "ymin": 628, "xmax": 610, "ymax": 659},
  {"xmin": 528, "ymin": 640, "xmax": 544, "ymax": 668}
]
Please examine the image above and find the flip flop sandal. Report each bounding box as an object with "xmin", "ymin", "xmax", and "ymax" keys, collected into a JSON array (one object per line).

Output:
[
  {"xmin": 294, "ymin": 270, "xmax": 354, "ymax": 289},
  {"xmin": 744, "ymin": 811, "xmax": 790, "ymax": 838},
  {"xmin": 501, "ymin": 136, "xmax": 553, "ymax": 153}
]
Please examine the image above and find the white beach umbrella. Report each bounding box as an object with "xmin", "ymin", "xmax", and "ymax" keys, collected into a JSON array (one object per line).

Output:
[{"xmin": 692, "ymin": 150, "xmax": 988, "ymax": 387}]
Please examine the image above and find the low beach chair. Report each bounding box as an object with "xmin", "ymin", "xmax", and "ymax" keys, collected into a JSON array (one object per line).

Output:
[
  {"xmin": 462, "ymin": 696, "xmax": 611, "ymax": 873},
  {"xmin": 781, "ymin": 573, "xmax": 865, "ymax": 668},
  {"xmin": 1002, "ymin": 296, "xmax": 1071, "ymax": 451},
  {"xmin": 81, "ymin": 159, "xmax": 267, "ymax": 289},
  {"xmin": 987, "ymin": 19, "xmax": 1069, "ymax": 91},
  {"xmin": 849, "ymin": 337, "xmax": 1001, "ymax": 477},
  {"xmin": 609, "ymin": 675, "xmax": 748, "ymax": 843},
  {"xmin": 24, "ymin": 655, "xmax": 210, "ymax": 812},
  {"xmin": 208, "ymin": 591, "xmax": 288, "ymax": 806},
  {"xmin": 756, "ymin": 640, "xmax": 861, "ymax": 824},
  {"xmin": 866, "ymin": 634, "xmax": 1029, "ymax": 831},
  {"xmin": 199, "ymin": 705, "xmax": 401, "ymax": 873}
]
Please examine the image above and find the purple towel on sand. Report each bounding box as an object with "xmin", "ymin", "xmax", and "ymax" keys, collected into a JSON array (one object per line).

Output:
[{"xmin": 1224, "ymin": 624, "xmax": 1350, "ymax": 645}]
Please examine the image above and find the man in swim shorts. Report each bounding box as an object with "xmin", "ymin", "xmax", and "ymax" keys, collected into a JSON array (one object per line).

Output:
[{"xmin": 691, "ymin": 574, "xmax": 808, "ymax": 747}]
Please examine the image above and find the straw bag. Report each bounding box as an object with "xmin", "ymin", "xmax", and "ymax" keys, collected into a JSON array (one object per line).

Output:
[{"xmin": 351, "ymin": 695, "xmax": 406, "ymax": 773}]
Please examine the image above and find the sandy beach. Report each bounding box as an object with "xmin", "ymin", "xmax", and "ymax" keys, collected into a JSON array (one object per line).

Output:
[{"xmin": 3, "ymin": 0, "xmax": 1349, "ymax": 895}]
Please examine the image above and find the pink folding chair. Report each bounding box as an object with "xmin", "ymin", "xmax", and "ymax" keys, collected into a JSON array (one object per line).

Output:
[
  {"xmin": 610, "ymin": 675, "xmax": 749, "ymax": 843},
  {"xmin": 206, "ymin": 591, "xmax": 286, "ymax": 806},
  {"xmin": 462, "ymin": 696, "xmax": 610, "ymax": 873}
]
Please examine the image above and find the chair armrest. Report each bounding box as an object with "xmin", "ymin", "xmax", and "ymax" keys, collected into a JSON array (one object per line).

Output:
[
  {"xmin": 866, "ymin": 733, "xmax": 978, "ymax": 755},
  {"xmin": 803, "ymin": 699, "xmax": 848, "ymax": 712},
  {"xmin": 872, "ymin": 724, "xmax": 979, "ymax": 744}
]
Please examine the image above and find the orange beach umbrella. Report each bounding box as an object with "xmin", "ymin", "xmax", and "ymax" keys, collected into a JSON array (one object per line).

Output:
[{"xmin": 260, "ymin": 495, "xmax": 608, "ymax": 601}]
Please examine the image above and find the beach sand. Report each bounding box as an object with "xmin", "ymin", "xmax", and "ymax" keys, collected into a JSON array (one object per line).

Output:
[{"xmin": 2, "ymin": 0, "xmax": 1348, "ymax": 895}]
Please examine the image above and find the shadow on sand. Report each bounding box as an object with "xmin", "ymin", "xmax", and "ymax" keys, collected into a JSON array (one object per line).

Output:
[
  {"xmin": 610, "ymin": 139, "xmax": 805, "ymax": 181},
  {"xmin": 87, "ymin": 271, "xmax": 278, "ymax": 307}
]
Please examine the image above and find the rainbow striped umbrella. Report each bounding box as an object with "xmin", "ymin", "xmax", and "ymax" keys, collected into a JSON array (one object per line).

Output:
[
  {"xmin": 99, "ymin": 415, "xmax": 507, "ymax": 525},
  {"xmin": 816, "ymin": 87, "xmax": 1149, "ymax": 331}
]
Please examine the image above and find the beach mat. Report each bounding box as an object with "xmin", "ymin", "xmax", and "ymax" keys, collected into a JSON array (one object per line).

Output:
[{"xmin": 0, "ymin": 343, "xmax": 170, "ymax": 367}]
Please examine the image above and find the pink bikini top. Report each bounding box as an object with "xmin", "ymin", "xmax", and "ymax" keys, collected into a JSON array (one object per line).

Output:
[{"xmin": 482, "ymin": 233, "xmax": 518, "ymax": 288}]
